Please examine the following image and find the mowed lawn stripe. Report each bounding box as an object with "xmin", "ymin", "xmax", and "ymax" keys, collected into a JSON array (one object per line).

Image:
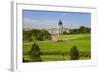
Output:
[{"xmin": 23, "ymin": 35, "xmax": 90, "ymax": 53}]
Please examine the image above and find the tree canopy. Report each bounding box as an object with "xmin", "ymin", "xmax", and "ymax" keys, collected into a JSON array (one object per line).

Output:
[{"xmin": 23, "ymin": 29, "xmax": 52, "ymax": 41}]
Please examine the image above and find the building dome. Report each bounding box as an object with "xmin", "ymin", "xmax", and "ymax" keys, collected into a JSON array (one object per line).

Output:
[{"xmin": 58, "ymin": 20, "xmax": 63, "ymax": 26}]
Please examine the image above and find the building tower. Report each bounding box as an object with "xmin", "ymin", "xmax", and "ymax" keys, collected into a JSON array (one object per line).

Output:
[{"xmin": 58, "ymin": 20, "xmax": 63, "ymax": 35}]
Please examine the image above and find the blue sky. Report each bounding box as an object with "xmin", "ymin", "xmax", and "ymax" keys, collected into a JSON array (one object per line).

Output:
[{"xmin": 23, "ymin": 10, "xmax": 91, "ymax": 29}]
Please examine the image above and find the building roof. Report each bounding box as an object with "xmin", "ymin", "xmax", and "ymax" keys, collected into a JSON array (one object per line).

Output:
[{"xmin": 58, "ymin": 20, "xmax": 63, "ymax": 26}]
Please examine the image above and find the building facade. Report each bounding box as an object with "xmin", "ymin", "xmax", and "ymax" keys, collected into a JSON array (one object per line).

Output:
[{"xmin": 48, "ymin": 20, "xmax": 69, "ymax": 35}]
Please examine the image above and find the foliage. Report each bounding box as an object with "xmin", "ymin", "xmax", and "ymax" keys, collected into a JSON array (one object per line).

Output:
[
  {"xmin": 30, "ymin": 43, "xmax": 41, "ymax": 62},
  {"xmin": 70, "ymin": 46, "xmax": 80, "ymax": 60},
  {"xmin": 69, "ymin": 26, "xmax": 91, "ymax": 34},
  {"xmin": 36, "ymin": 29, "xmax": 52, "ymax": 41},
  {"xmin": 79, "ymin": 26, "xmax": 91, "ymax": 33},
  {"xmin": 23, "ymin": 29, "xmax": 52, "ymax": 41},
  {"xmin": 23, "ymin": 30, "xmax": 33, "ymax": 41}
]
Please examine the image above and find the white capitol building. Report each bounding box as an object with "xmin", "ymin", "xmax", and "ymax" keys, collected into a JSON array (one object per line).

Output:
[{"xmin": 47, "ymin": 20, "xmax": 70, "ymax": 35}]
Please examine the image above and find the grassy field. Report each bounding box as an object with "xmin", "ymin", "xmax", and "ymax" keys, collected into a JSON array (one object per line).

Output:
[
  {"xmin": 56, "ymin": 34, "xmax": 90, "ymax": 40},
  {"xmin": 23, "ymin": 34, "xmax": 91, "ymax": 62}
]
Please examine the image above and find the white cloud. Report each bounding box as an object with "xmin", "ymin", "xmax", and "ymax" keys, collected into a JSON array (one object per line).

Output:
[{"xmin": 23, "ymin": 18, "xmax": 58, "ymax": 29}]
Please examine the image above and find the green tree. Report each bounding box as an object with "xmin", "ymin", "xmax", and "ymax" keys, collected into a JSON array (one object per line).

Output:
[
  {"xmin": 41, "ymin": 29, "xmax": 51, "ymax": 40},
  {"xmin": 31, "ymin": 29, "xmax": 40, "ymax": 36},
  {"xmin": 79, "ymin": 26, "xmax": 90, "ymax": 33},
  {"xmin": 35, "ymin": 29, "xmax": 51, "ymax": 41},
  {"xmin": 23, "ymin": 30, "xmax": 33, "ymax": 41},
  {"xmin": 70, "ymin": 46, "xmax": 79, "ymax": 60},
  {"xmin": 30, "ymin": 43, "xmax": 41, "ymax": 62},
  {"xmin": 23, "ymin": 29, "xmax": 52, "ymax": 41}
]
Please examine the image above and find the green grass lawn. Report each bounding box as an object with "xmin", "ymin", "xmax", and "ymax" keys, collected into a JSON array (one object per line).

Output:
[
  {"xmin": 23, "ymin": 34, "xmax": 91, "ymax": 62},
  {"xmin": 56, "ymin": 34, "xmax": 90, "ymax": 40}
]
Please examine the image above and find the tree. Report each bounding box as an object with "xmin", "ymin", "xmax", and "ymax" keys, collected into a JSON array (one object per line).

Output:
[
  {"xmin": 23, "ymin": 30, "xmax": 33, "ymax": 41},
  {"xmin": 79, "ymin": 26, "xmax": 91, "ymax": 33},
  {"xmin": 23, "ymin": 29, "xmax": 52, "ymax": 41},
  {"xmin": 30, "ymin": 43, "xmax": 41, "ymax": 62},
  {"xmin": 36, "ymin": 33, "xmax": 44, "ymax": 41},
  {"xmin": 70, "ymin": 46, "xmax": 79, "ymax": 60},
  {"xmin": 35, "ymin": 29, "xmax": 51, "ymax": 41},
  {"xmin": 31, "ymin": 29, "xmax": 40, "ymax": 36},
  {"xmin": 41, "ymin": 29, "xmax": 52, "ymax": 40}
]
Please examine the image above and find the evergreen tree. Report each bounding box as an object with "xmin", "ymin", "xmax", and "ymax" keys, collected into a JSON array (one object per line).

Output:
[
  {"xmin": 30, "ymin": 43, "xmax": 41, "ymax": 62},
  {"xmin": 70, "ymin": 46, "xmax": 79, "ymax": 60}
]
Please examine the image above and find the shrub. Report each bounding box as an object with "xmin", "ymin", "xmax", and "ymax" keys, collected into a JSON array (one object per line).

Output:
[
  {"xmin": 70, "ymin": 46, "xmax": 79, "ymax": 60},
  {"xmin": 30, "ymin": 43, "xmax": 41, "ymax": 62}
]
